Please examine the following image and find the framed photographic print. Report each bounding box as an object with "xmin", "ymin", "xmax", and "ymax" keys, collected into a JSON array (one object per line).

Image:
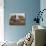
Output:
[{"xmin": 9, "ymin": 13, "xmax": 25, "ymax": 25}]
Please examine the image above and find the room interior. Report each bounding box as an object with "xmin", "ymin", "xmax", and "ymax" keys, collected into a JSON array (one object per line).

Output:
[{"xmin": 0, "ymin": 0, "xmax": 46, "ymax": 46}]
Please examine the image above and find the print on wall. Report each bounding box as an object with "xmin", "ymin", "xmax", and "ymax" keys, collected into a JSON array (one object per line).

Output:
[{"xmin": 9, "ymin": 13, "xmax": 25, "ymax": 25}]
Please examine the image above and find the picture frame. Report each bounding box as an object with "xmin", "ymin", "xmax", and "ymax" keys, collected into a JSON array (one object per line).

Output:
[{"xmin": 9, "ymin": 13, "xmax": 25, "ymax": 25}]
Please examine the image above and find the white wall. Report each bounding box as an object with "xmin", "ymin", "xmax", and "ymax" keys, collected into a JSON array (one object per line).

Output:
[
  {"xmin": 0, "ymin": 0, "xmax": 4, "ymax": 42},
  {"xmin": 40, "ymin": 0, "xmax": 46, "ymax": 26}
]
